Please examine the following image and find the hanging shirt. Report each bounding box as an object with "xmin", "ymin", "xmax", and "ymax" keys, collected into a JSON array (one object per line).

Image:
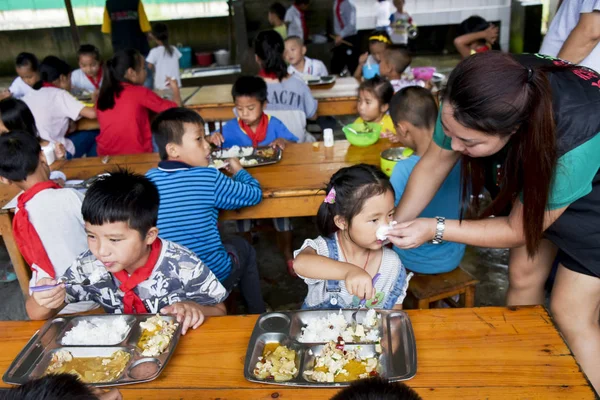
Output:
[
  {"xmin": 102, "ymin": 0, "xmax": 151, "ymax": 56},
  {"xmin": 265, "ymin": 75, "xmax": 318, "ymax": 118},
  {"xmin": 333, "ymin": 0, "xmax": 357, "ymax": 38},
  {"xmin": 540, "ymin": 0, "xmax": 600, "ymax": 73},
  {"xmin": 71, "ymin": 68, "xmax": 103, "ymax": 93},
  {"xmin": 287, "ymin": 56, "xmax": 329, "ymax": 79},
  {"xmin": 22, "ymin": 87, "xmax": 84, "ymax": 155},
  {"xmin": 63, "ymin": 238, "xmax": 227, "ymax": 314},
  {"xmin": 146, "ymin": 46, "xmax": 182, "ymax": 90},
  {"xmin": 8, "ymin": 77, "xmax": 34, "ymax": 99},
  {"xmin": 95, "ymin": 83, "xmax": 176, "ymax": 156}
]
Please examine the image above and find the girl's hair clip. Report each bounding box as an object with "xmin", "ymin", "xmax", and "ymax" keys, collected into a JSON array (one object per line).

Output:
[{"xmin": 324, "ymin": 187, "xmax": 336, "ymax": 204}]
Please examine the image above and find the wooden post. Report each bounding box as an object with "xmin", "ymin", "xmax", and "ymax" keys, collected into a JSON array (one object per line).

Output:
[{"xmin": 64, "ymin": 0, "xmax": 81, "ymax": 50}]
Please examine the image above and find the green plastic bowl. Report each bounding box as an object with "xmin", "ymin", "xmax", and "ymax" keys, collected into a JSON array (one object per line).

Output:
[{"xmin": 343, "ymin": 123, "xmax": 381, "ymax": 147}]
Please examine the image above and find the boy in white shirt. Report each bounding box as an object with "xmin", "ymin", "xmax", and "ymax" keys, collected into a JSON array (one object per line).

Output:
[
  {"xmin": 0, "ymin": 53, "xmax": 40, "ymax": 101},
  {"xmin": 22, "ymin": 56, "xmax": 97, "ymax": 158},
  {"xmin": 147, "ymin": 23, "xmax": 182, "ymax": 90},
  {"xmin": 285, "ymin": 0, "xmax": 310, "ymax": 41},
  {"xmin": 284, "ymin": 36, "xmax": 328, "ymax": 78},
  {"xmin": 71, "ymin": 44, "xmax": 103, "ymax": 95},
  {"xmin": 0, "ymin": 131, "xmax": 96, "ymax": 314}
]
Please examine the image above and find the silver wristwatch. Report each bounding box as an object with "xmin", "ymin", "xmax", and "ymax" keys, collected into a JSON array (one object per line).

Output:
[{"xmin": 431, "ymin": 217, "xmax": 446, "ymax": 244}]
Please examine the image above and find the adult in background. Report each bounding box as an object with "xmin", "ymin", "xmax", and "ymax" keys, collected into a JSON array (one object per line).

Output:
[
  {"xmin": 331, "ymin": 0, "xmax": 358, "ymax": 75},
  {"xmin": 285, "ymin": 0, "xmax": 310, "ymax": 42},
  {"xmin": 102, "ymin": 0, "xmax": 154, "ymax": 88},
  {"xmin": 540, "ymin": 0, "xmax": 600, "ymax": 72},
  {"xmin": 387, "ymin": 52, "xmax": 600, "ymax": 391}
]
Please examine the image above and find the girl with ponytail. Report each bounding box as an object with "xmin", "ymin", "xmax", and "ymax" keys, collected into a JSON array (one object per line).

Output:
[
  {"xmin": 147, "ymin": 23, "xmax": 182, "ymax": 90},
  {"xmin": 387, "ymin": 51, "xmax": 600, "ymax": 391},
  {"xmin": 95, "ymin": 49, "xmax": 181, "ymax": 156},
  {"xmin": 254, "ymin": 30, "xmax": 318, "ymax": 119},
  {"xmin": 293, "ymin": 164, "xmax": 411, "ymax": 310}
]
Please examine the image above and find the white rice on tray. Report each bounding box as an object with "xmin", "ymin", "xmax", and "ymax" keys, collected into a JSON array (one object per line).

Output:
[
  {"xmin": 299, "ymin": 309, "xmax": 380, "ymax": 343},
  {"xmin": 216, "ymin": 145, "xmax": 254, "ymax": 158},
  {"xmin": 62, "ymin": 316, "xmax": 130, "ymax": 345}
]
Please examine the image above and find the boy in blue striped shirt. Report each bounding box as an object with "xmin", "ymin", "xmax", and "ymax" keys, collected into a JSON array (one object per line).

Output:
[{"xmin": 146, "ymin": 108, "xmax": 266, "ymax": 314}]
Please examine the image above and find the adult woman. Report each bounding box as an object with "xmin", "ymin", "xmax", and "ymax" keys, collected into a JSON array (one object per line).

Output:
[{"xmin": 387, "ymin": 51, "xmax": 600, "ymax": 390}]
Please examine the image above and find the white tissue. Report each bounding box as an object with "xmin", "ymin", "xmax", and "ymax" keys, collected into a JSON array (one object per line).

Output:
[{"xmin": 376, "ymin": 221, "xmax": 397, "ymax": 241}]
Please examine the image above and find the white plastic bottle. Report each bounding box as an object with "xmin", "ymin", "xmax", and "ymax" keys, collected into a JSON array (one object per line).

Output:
[{"xmin": 323, "ymin": 128, "xmax": 334, "ymax": 147}]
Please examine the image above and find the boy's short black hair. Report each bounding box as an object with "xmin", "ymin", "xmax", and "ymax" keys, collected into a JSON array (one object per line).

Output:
[
  {"xmin": 285, "ymin": 35, "xmax": 304, "ymax": 47},
  {"xmin": 1, "ymin": 373, "xmax": 99, "ymax": 400},
  {"xmin": 15, "ymin": 52, "xmax": 39, "ymax": 71},
  {"xmin": 77, "ymin": 44, "xmax": 101, "ymax": 61},
  {"xmin": 231, "ymin": 75, "xmax": 268, "ymax": 103},
  {"xmin": 82, "ymin": 168, "xmax": 159, "ymax": 237},
  {"xmin": 330, "ymin": 378, "xmax": 423, "ymax": 400},
  {"xmin": 0, "ymin": 130, "xmax": 41, "ymax": 182},
  {"xmin": 151, "ymin": 107, "xmax": 205, "ymax": 161},
  {"xmin": 39, "ymin": 56, "xmax": 72, "ymax": 83},
  {"xmin": 384, "ymin": 44, "xmax": 412, "ymax": 75},
  {"xmin": 389, "ymin": 86, "xmax": 438, "ymax": 130},
  {"xmin": 269, "ymin": 2, "xmax": 286, "ymax": 21}
]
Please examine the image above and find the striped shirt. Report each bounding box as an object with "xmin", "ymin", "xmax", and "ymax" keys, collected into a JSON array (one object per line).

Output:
[{"xmin": 146, "ymin": 161, "xmax": 262, "ymax": 281}]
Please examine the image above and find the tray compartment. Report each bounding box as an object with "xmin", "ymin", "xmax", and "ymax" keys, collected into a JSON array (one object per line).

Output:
[
  {"xmin": 127, "ymin": 357, "xmax": 162, "ymax": 380},
  {"xmin": 289, "ymin": 310, "xmax": 383, "ymax": 344},
  {"xmin": 128, "ymin": 314, "xmax": 180, "ymax": 354},
  {"xmin": 58, "ymin": 315, "xmax": 136, "ymax": 346},
  {"xmin": 247, "ymin": 332, "xmax": 303, "ymax": 382}
]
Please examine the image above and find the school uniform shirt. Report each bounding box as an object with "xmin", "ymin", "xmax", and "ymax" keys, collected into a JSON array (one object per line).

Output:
[
  {"xmin": 389, "ymin": 12, "xmax": 412, "ymax": 45},
  {"xmin": 8, "ymin": 77, "xmax": 34, "ymax": 99},
  {"xmin": 95, "ymin": 83, "xmax": 177, "ymax": 156},
  {"xmin": 354, "ymin": 114, "xmax": 395, "ymax": 135},
  {"xmin": 287, "ymin": 57, "xmax": 329, "ymax": 79},
  {"xmin": 16, "ymin": 187, "xmax": 97, "ymax": 314},
  {"xmin": 221, "ymin": 115, "xmax": 298, "ymax": 148},
  {"xmin": 146, "ymin": 46, "xmax": 182, "ymax": 90},
  {"xmin": 390, "ymin": 78, "xmax": 426, "ymax": 93},
  {"xmin": 375, "ymin": 0, "xmax": 394, "ymax": 28},
  {"xmin": 22, "ymin": 87, "xmax": 84, "ymax": 155},
  {"xmin": 71, "ymin": 69, "xmax": 103, "ymax": 93},
  {"xmin": 333, "ymin": 0, "xmax": 357, "ymax": 38},
  {"xmin": 294, "ymin": 234, "xmax": 411, "ymax": 309},
  {"xmin": 285, "ymin": 5, "xmax": 306, "ymax": 40},
  {"xmin": 391, "ymin": 156, "xmax": 465, "ymax": 274},
  {"xmin": 146, "ymin": 163, "xmax": 262, "ymax": 282},
  {"xmin": 63, "ymin": 238, "xmax": 227, "ymax": 314},
  {"xmin": 265, "ymin": 75, "xmax": 318, "ymax": 118},
  {"xmin": 540, "ymin": 0, "xmax": 600, "ymax": 72},
  {"xmin": 102, "ymin": 0, "xmax": 151, "ymax": 56}
]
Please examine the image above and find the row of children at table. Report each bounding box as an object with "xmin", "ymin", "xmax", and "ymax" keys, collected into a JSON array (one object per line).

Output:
[{"xmin": 0, "ymin": 81, "xmax": 464, "ymax": 333}]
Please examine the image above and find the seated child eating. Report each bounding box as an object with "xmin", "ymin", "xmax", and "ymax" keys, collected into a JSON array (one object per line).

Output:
[
  {"xmin": 355, "ymin": 76, "xmax": 396, "ymax": 136},
  {"xmin": 293, "ymin": 164, "xmax": 411, "ymax": 309},
  {"xmin": 146, "ymin": 108, "xmax": 266, "ymax": 314},
  {"xmin": 354, "ymin": 31, "xmax": 391, "ymax": 80},
  {"xmin": 0, "ymin": 53, "xmax": 40, "ymax": 100},
  {"xmin": 379, "ymin": 45, "xmax": 426, "ymax": 93},
  {"xmin": 209, "ymin": 76, "xmax": 298, "ymax": 275},
  {"xmin": 71, "ymin": 44, "xmax": 103, "ymax": 96},
  {"xmin": 284, "ymin": 36, "xmax": 328, "ymax": 79},
  {"xmin": 26, "ymin": 169, "xmax": 227, "ymax": 334},
  {"xmin": 388, "ymin": 87, "xmax": 465, "ymax": 273},
  {"xmin": 0, "ymin": 131, "xmax": 95, "ymax": 314}
]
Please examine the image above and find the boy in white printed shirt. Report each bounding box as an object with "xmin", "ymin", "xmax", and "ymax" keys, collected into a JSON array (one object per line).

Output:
[{"xmin": 284, "ymin": 36, "xmax": 328, "ymax": 79}]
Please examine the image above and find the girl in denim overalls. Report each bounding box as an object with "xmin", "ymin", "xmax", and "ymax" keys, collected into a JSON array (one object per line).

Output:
[{"xmin": 293, "ymin": 164, "xmax": 411, "ymax": 310}]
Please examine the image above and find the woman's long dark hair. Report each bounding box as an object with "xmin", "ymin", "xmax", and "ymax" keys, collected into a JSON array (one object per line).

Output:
[
  {"xmin": 254, "ymin": 30, "xmax": 288, "ymax": 82},
  {"xmin": 445, "ymin": 51, "xmax": 569, "ymax": 256},
  {"xmin": 152, "ymin": 23, "xmax": 174, "ymax": 57},
  {"xmin": 0, "ymin": 98, "xmax": 38, "ymax": 137},
  {"xmin": 97, "ymin": 49, "xmax": 143, "ymax": 111},
  {"xmin": 317, "ymin": 164, "xmax": 393, "ymax": 237}
]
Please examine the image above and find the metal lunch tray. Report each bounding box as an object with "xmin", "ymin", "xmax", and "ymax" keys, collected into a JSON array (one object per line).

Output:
[
  {"xmin": 3, "ymin": 314, "xmax": 182, "ymax": 387},
  {"xmin": 243, "ymin": 310, "xmax": 417, "ymax": 387},
  {"xmin": 307, "ymin": 75, "xmax": 337, "ymax": 86},
  {"xmin": 212, "ymin": 146, "xmax": 283, "ymax": 168}
]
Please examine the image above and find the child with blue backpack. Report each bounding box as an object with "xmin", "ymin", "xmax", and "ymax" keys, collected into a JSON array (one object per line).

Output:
[{"xmin": 293, "ymin": 164, "xmax": 411, "ymax": 309}]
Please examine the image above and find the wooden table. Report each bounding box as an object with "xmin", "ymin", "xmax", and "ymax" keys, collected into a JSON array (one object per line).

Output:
[
  {"xmin": 185, "ymin": 77, "xmax": 359, "ymax": 121},
  {"xmin": 74, "ymin": 87, "xmax": 201, "ymax": 131},
  {"xmin": 0, "ymin": 306, "xmax": 595, "ymax": 399},
  {"xmin": 0, "ymin": 140, "xmax": 393, "ymax": 295}
]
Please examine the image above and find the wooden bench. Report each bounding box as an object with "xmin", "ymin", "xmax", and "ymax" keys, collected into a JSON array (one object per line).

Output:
[{"xmin": 408, "ymin": 267, "xmax": 479, "ymax": 309}]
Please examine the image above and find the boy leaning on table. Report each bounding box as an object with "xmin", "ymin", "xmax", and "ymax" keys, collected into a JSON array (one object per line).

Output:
[
  {"xmin": 0, "ymin": 130, "xmax": 96, "ymax": 314},
  {"xmin": 26, "ymin": 169, "xmax": 227, "ymax": 334}
]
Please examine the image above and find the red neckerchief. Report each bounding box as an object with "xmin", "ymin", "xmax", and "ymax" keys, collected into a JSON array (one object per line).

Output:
[
  {"xmin": 294, "ymin": 5, "xmax": 309, "ymax": 41},
  {"xmin": 41, "ymin": 82, "xmax": 58, "ymax": 88},
  {"xmin": 85, "ymin": 64, "xmax": 102, "ymax": 90},
  {"xmin": 12, "ymin": 181, "xmax": 62, "ymax": 278},
  {"xmin": 238, "ymin": 113, "xmax": 270, "ymax": 148},
  {"xmin": 335, "ymin": 0, "xmax": 345, "ymax": 30},
  {"xmin": 113, "ymin": 239, "xmax": 162, "ymax": 314},
  {"xmin": 258, "ymin": 69, "xmax": 279, "ymax": 80}
]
